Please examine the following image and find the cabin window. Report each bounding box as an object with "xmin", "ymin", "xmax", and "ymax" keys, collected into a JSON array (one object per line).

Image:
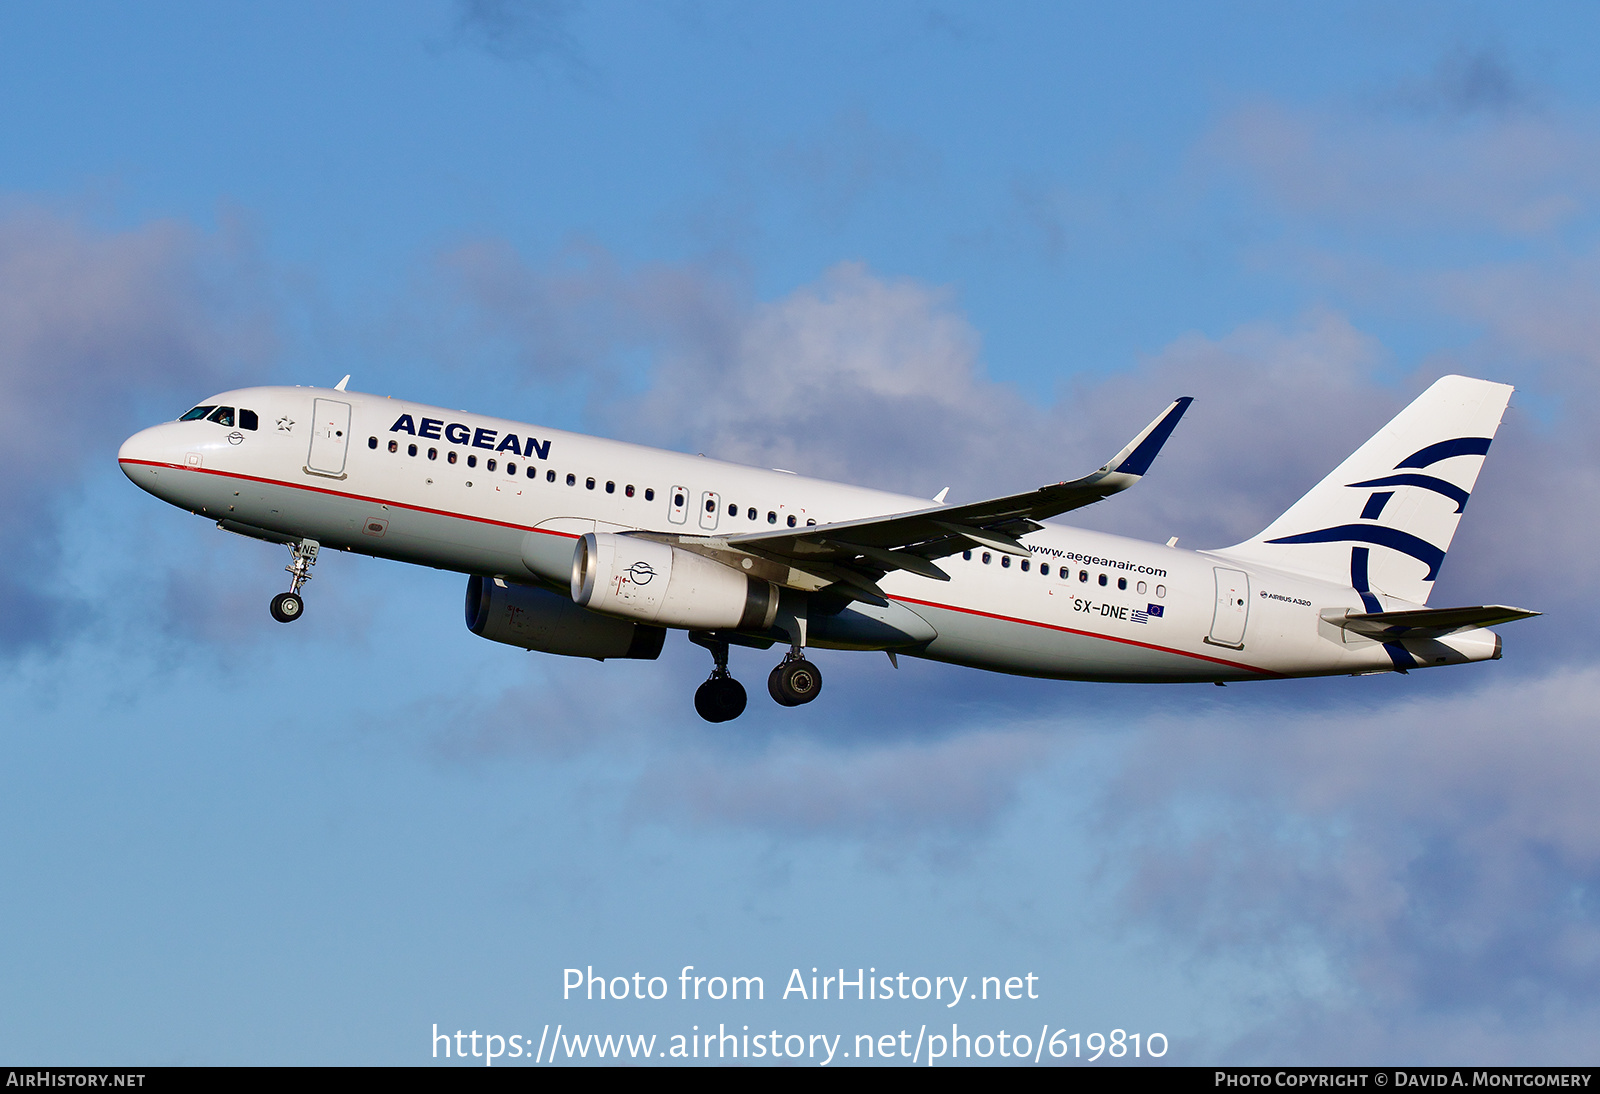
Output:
[
  {"xmin": 1020, "ymin": 559, "xmax": 1030, "ymax": 572},
  {"xmin": 1155, "ymin": 585, "xmax": 1166, "ymax": 598},
  {"xmin": 982, "ymin": 552, "xmax": 992, "ymax": 565},
  {"xmin": 467, "ymin": 454, "xmax": 477, "ymax": 468},
  {"xmin": 586, "ymin": 477, "xmax": 596, "ymax": 490},
  {"xmin": 367, "ymin": 437, "xmax": 377, "ymax": 449},
  {"xmin": 606, "ymin": 481, "xmax": 615, "ymax": 494},
  {"xmin": 626, "ymin": 484, "xmax": 635, "ymax": 497},
  {"xmin": 674, "ymin": 492, "xmax": 685, "ymax": 507},
  {"xmin": 729, "ymin": 503, "xmax": 738, "ymax": 517},
  {"xmin": 448, "ymin": 451, "xmax": 458, "ymax": 465},
  {"xmin": 1079, "ymin": 570, "xmax": 1088, "ymax": 582},
  {"xmin": 705, "ymin": 498, "xmax": 716, "ymax": 513},
  {"xmin": 645, "ymin": 488, "xmax": 655, "ymax": 501},
  {"xmin": 179, "ymin": 405, "xmax": 216, "ymax": 422},
  {"xmin": 527, "ymin": 465, "xmax": 536, "ymax": 479},
  {"xmin": 506, "ymin": 462, "xmax": 516, "ymax": 475},
  {"xmin": 806, "ymin": 518, "xmax": 816, "ymax": 526},
  {"xmin": 963, "ymin": 550, "xmax": 972, "ymax": 560},
  {"xmin": 408, "ymin": 443, "xmax": 417, "ymax": 457},
  {"xmin": 767, "ymin": 511, "xmax": 777, "ymax": 524},
  {"xmin": 239, "ymin": 409, "xmax": 259, "ymax": 431},
  {"xmin": 1098, "ymin": 573, "xmax": 1107, "ymax": 586},
  {"xmin": 486, "ymin": 458, "xmax": 497, "ymax": 472},
  {"xmin": 1137, "ymin": 581, "xmax": 1147, "ymax": 594},
  {"xmin": 388, "ymin": 440, "xmax": 398, "ymax": 453},
  {"xmin": 547, "ymin": 470, "xmax": 556, "ymax": 482},
  {"xmin": 1041, "ymin": 564, "xmax": 1050, "ymax": 576},
  {"xmin": 1001, "ymin": 555, "xmax": 1011, "ymax": 568},
  {"xmin": 787, "ymin": 515, "xmax": 797, "ymax": 527},
  {"xmin": 1117, "ymin": 577, "xmax": 1127, "ymax": 590},
  {"xmin": 566, "ymin": 473, "xmax": 576, "ymax": 486},
  {"xmin": 428, "ymin": 448, "xmax": 437, "ymax": 460},
  {"xmin": 206, "ymin": 406, "xmax": 235, "ymax": 426}
]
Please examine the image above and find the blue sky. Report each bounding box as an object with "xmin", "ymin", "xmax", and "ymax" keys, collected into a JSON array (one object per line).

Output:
[{"xmin": 3, "ymin": 0, "xmax": 1599, "ymax": 1065}]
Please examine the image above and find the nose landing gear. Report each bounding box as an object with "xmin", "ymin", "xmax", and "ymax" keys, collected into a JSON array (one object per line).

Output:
[
  {"xmin": 269, "ymin": 538, "xmax": 320, "ymax": 623},
  {"xmin": 690, "ymin": 633, "xmax": 747, "ymax": 723},
  {"xmin": 768, "ymin": 649, "xmax": 823, "ymax": 706}
]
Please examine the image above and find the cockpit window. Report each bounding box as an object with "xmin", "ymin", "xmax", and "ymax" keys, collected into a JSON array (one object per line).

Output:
[
  {"xmin": 207, "ymin": 406, "xmax": 235, "ymax": 427},
  {"xmin": 239, "ymin": 409, "xmax": 258, "ymax": 431},
  {"xmin": 179, "ymin": 405, "xmax": 216, "ymax": 422}
]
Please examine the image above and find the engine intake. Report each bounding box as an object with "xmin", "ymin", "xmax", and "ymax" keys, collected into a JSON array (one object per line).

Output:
[
  {"xmin": 571, "ymin": 533, "xmax": 779, "ymax": 632},
  {"xmin": 465, "ymin": 575, "xmax": 664, "ymax": 660}
]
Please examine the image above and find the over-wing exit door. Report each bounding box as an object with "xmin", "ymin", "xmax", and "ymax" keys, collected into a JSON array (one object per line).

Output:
[
  {"xmin": 699, "ymin": 490, "xmax": 721, "ymax": 531},
  {"xmin": 307, "ymin": 398, "xmax": 351, "ymax": 477}
]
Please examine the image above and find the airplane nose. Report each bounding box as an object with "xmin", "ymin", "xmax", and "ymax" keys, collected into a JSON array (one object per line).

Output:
[{"xmin": 119, "ymin": 425, "xmax": 175, "ymax": 490}]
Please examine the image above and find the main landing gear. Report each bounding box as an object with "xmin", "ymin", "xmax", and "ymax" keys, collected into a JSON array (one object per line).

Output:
[
  {"xmin": 691, "ymin": 633, "xmax": 747, "ymax": 723},
  {"xmin": 690, "ymin": 633, "xmax": 822, "ymax": 722},
  {"xmin": 269, "ymin": 538, "xmax": 320, "ymax": 623},
  {"xmin": 768, "ymin": 650, "xmax": 822, "ymax": 707}
]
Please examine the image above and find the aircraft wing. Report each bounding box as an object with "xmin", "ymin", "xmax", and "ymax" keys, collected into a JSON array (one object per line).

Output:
[{"xmin": 716, "ymin": 397, "xmax": 1192, "ymax": 595}]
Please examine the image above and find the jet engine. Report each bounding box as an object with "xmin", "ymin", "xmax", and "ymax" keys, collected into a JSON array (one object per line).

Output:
[
  {"xmin": 571, "ymin": 532, "xmax": 780, "ymax": 632},
  {"xmin": 465, "ymin": 574, "xmax": 665, "ymax": 660}
]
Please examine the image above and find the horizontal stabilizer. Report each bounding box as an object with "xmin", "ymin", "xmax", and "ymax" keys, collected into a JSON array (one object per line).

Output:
[{"xmin": 1323, "ymin": 604, "xmax": 1540, "ymax": 640}]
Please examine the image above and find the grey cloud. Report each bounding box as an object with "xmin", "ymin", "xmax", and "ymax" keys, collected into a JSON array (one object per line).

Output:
[
  {"xmin": 1095, "ymin": 668, "xmax": 1600, "ymax": 1058},
  {"xmin": 1207, "ymin": 101, "xmax": 1600, "ymax": 236},
  {"xmin": 0, "ymin": 206, "xmax": 270, "ymax": 653},
  {"xmin": 1388, "ymin": 47, "xmax": 1532, "ymax": 119},
  {"xmin": 450, "ymin": 0, "xmax": 588, "ymax": 74}
]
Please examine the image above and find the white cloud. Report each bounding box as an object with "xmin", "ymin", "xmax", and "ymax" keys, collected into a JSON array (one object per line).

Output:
[{"xmin": 0, "ymin": 206, "xmax": 271, "ymax": 652}]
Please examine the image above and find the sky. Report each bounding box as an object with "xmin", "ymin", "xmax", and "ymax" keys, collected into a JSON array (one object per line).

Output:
[{"xmin": 2, "ymin": 0, "xmax": 1599, "ymax": 1066}]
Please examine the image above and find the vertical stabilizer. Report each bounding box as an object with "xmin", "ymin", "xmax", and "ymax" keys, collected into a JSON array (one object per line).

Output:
[{"xmin": 1215, "ymin": 375, "xmax": 1513, "ymax": 606}]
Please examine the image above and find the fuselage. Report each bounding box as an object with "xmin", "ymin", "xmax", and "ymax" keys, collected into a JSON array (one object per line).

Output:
[{"xmin": 118, "ymin": 385, "xmax": 1501, "ymax": 682}]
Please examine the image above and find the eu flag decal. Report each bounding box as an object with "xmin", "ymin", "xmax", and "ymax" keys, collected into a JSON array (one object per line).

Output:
[{"xmin": 1146, "ymin": 604, "xmax": 1164, "ymax": 618}]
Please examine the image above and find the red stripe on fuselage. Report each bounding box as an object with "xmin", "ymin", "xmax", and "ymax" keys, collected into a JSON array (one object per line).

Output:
[
  {"xmin": 889, "ymin": 594, "xmax": 1276, "ymax": 676},
  {"xmin": 125, "ymin": 458, "xmax": 1272, "ymax": 675},
  {"xmin": 118, "ymin": 458, "xmax": 580, "ymax": 539}
]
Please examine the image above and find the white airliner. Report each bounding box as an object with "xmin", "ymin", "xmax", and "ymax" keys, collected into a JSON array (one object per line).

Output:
[{"xmin": 119, "ymin": 374, "xmax": 1536, "ymax": 721}]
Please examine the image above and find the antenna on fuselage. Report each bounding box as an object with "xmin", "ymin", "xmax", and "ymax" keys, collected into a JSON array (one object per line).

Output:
[{"xmin": 334, "ymin": 375, "xmax": 351, "ymax": 392}]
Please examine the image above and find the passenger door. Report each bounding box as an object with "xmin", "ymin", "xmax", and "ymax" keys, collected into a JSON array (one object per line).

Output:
[
  {"xmin": 1207, "ymin": 567, "xmax": 1250, "ymax": 649},
  {"xmin": 307, "ymin": 398, "xmax": 352, "ymax": 477}
]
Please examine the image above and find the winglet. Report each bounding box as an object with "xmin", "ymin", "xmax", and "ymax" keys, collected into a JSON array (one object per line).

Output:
[{"xmin": 1104, "ymin": 397, "xmax": 1192, "ymax": 477}]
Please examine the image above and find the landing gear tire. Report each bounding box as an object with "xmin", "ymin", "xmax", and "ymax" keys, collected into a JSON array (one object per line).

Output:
[
  {"xmin": 695, "ymin": 676, "xmax": 747, "ymax": 723},
  {"xmin": 270, "ymin": 591, "xmax": 305, "ymax": 623},
  {"xmin": 768, "ymin": 658, "xmax": 822, "ymax": 706}
]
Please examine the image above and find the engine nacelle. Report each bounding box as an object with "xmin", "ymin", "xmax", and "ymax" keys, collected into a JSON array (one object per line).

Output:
[
  {"xmin": 571, "ymin": 533, "xmax": 780, "ymax": 632},
  {"xmin": 465, "ymin": 574, "xmax": 665, "ymax": 660}
]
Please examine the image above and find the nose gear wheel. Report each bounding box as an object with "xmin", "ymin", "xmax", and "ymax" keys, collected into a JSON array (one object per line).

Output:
[{"xmin": 270, "ymin": 538, "xmax": 319, "ymax": 623}]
